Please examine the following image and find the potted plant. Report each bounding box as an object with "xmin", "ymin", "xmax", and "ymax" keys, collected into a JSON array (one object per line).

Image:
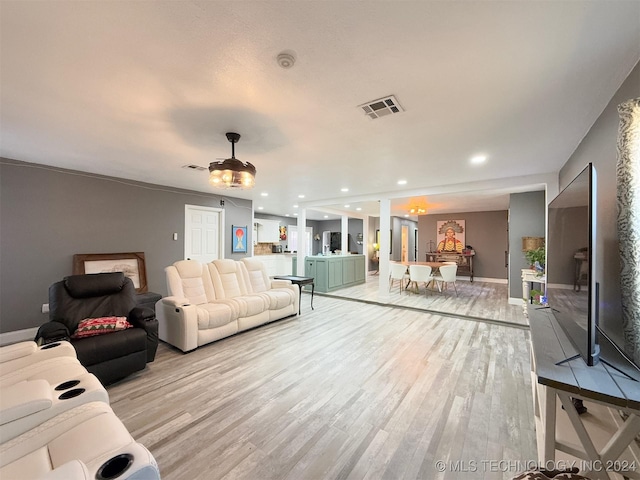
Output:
[
  {"xmin": 529, "ymin": 289, "xmax": 547, "ymax": 305},
  {"xmin": 524, "ymin": 246, "xmax": 545, "ymax": 271}
]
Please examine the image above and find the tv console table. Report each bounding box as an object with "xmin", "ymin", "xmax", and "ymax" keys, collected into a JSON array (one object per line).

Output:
[{"xmin": 528, "ymin": 306, "xmax": 640, "ymax": 479}]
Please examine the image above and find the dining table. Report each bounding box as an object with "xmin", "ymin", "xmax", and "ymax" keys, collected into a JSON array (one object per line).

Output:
[
  {"xmin": 396, "ymin": 261, "xmax": 447, "ymax": 269},
  {"xmin": 393, "ymin": 261, "xmax": 448, "ymax": 292}
]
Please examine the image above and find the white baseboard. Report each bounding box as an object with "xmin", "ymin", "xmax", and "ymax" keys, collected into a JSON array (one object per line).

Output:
[
  {"xmin": 508, "ymin": 297, "xmax": 526, "ymax": 305},
  {"xmin": 459, "ymin": 276, "xmax": 508, "ymax": 284},
  {"xmin": 0, "ymin": 327, "xmax": 39, "ymax": 347}
]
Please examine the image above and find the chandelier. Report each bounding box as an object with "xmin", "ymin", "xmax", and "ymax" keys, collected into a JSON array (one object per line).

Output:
[
  {"xmin": 209, "ymin": 132, "xmax": 256, "ymax": 189},
  {"xmin": 409, "ymin": 206, "xmax": 426, "ymax": 214}
]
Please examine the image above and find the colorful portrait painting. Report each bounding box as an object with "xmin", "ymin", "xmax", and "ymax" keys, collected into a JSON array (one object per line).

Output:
[
  {"xmin": 436, "ymin": 220, "xmax": 465, "ymax": 253},
  {"xmin": 232, "ymin": 225, "xmax": 247, "ymax": 253}
]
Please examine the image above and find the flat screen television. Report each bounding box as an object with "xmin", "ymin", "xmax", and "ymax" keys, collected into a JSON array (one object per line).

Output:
[
  {"xmin": 546, "ymin": 163, "xmax": 599, "ymax": 366},
  {"xmin": 547, "ymin": 163, "xmax": 640, "ymax": 380}
]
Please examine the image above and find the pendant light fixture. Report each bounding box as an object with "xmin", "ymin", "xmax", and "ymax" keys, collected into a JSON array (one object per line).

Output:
[{"xmin": 209, "ymin": 132, "xmax": 256, "ymax": 189}]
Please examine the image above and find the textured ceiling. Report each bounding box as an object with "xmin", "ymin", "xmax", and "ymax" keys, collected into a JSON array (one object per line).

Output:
[{"xmin": 1, "ymin": 1, "xmax": 638, "ymax": 220}]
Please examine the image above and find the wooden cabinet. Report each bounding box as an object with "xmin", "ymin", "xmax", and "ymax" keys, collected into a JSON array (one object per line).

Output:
[
  {"xmin": 294, "ymin": 255, "xmax": 365, "ymax": 292},
  {"xmin": 425, "ymin": 252, "xmax": 475, "ymax": 281}
]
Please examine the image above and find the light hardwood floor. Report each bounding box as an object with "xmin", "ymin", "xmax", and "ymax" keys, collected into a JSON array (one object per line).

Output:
[
  {"xmin": 108, "ymin": 282, "xmax": 536, "ymax": 480},
  {"xmin": 320, "ymin": 274, "xmax": 529, "ymax": 327}
]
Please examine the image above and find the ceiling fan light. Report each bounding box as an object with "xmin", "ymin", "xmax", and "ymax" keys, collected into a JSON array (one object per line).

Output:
[{"xmin": 208, "ymin": 133, "xmax": 256, "ymax": 189}]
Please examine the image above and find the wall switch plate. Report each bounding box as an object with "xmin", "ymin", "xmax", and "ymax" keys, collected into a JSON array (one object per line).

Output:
[
  {"xmin": 41, "ymin": 303, "xmax": 49, "ymax": 313},
  {"xmin": 173, "ymin": 232, "xmax": 178, "ymax": 241}
]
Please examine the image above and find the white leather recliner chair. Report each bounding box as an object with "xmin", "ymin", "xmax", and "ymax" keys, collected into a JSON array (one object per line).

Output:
[
  {"xmin": 0, "ymin": 341, "xmax": 159, "ymax": 479},
  {"xmin": 0, "ymin": 401, "xmax": 160, "ymax": 480},
  {"xmin": 0, "ymin": 341, "xmax": 109, "ymax": 443},
  {"xmin": 0, "ymin": 341, "xmax": 77, "ymax": 372}
]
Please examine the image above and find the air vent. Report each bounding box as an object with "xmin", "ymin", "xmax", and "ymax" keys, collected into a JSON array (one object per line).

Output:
[
  {"xmin": 358, "ymin": 95, "xmax": 404, "ymax": 119},
  {"xmin": 182, "ymin": 164, "xmax": 207, "ymax": 171}
]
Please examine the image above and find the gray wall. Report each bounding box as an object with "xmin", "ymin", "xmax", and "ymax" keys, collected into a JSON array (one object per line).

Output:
[
  {"xmin": 557, "ymin": 60, "xmax": 640, "ymax": 346},
  {"xmin": 508, "ymin": 191, "xmax": 547, "ymax": 298},
  {"xmin": 0, "ymin": 159, "xmax": 252, "ymax": 333},
  {"xmin": 391, "ymin": 217, "xmax": 418, "ymax": 262},
  {"xmin": 418, "ymin": 211, "xmax": 509, "ymax": 279}
]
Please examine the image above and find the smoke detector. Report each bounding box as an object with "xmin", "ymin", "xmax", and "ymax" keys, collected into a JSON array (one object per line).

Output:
[
  {"xmin": 277, "ymin": 52, "xmax": 296, "ymax": 69},
  {"xmin": 358, "ymin": 95, "xmax": 404, "ymax": 119}
]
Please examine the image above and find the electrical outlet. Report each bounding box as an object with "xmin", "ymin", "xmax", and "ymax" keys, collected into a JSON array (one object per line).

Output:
[{"xmin": 41, "ymin": 303, "xmax": 49, "ymax": 314}]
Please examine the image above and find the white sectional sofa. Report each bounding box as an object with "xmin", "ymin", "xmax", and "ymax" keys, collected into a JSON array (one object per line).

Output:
[{"xmin": 156, "ymin": 258, "xmax": 299, "ymax": 352}]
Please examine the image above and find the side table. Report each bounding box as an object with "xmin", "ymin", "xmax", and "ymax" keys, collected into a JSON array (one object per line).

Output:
[{"xmin": 273, "ymin": 276, "xmax": 314, "ymax": 315}]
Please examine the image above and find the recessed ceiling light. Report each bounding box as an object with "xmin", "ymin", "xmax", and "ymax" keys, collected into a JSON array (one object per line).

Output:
[
  {"xmin": 261, "ymin": 192, "xmax": 268, "ymax": 197},
  {"xmin": 341, "ymin": 188, "xmax": 349, "ymax": 192},
  {"xmin": 471, "ymin": 155, "xmax": 487, "ymax": 164},
  {"xmin": 324, "ymin": 215, "xmax": 328, "ymax": 218},
  {"xmin": 404, "ymin": 214, "xmax": 410, "ymax": 217},
  {"xmin": 257, "ymin": 206, "xmax": 264, "ymax": 210},
  {"xmin": 293, "ymin": 204, "xmax": 299, "ymax": 208},
  {"xmin": 397, "ymin": 180, "xmax": 407, "ymax": 185},
  {"xmin": 298, "ymin": 194, "xmax": 305, "ymax": 198},
  {"xmin": 293, "ymin": 213, "xmax": 298, "ymax": 216},
  {"xmin": 285, "ymin": 214, "xmax": 290, "ymax": 217},
  {"xmin": 344, "ymin": 204, "xmax": 350, "ymax": 208},
  {"xmin": 356, "ymin": 207, "xmax": 362, "ymax": 211}
]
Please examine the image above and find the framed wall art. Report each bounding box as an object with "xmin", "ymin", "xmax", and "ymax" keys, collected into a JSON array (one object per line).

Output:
[
  {"xmin": 436, "ymin": 220, "xmax": 465, "ymax": 253},
  {"xmin": 73, "ymin": 252, "xmax": 148, "ymax": 293},
  {"xmin": 232, "ymin": 225, "xmax": 248, "ymax": 253}
]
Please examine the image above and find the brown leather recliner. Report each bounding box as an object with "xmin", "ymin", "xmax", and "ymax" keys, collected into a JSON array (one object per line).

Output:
[{"xmin": 36, "ymin": 272, "xmax": 158, "ymax": 385}]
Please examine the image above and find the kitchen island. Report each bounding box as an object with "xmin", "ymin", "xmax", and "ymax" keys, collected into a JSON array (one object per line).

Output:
[{"xmin": 293, "ymin": 254, "xmax": 366, "ymax": 293}]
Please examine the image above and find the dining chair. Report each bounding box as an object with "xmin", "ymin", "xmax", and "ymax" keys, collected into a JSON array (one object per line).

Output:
[
  {"xmin": 389, "ymin": 263, "xmax": 409, "ymax": 294},
  {"xmin": 433, "ymin": 264, "xmax": 458, "ymax": 295},
  {"xmin": 408, "ymin": 265, "xmax": 433, "ymax": 296}
]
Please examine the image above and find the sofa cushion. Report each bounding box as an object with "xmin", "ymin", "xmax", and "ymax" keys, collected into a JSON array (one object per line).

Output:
[
  {"xmin": 196, "ymin": 303, "xmax": 235, "ymax": 329},
  {"xmin": 208, "ymin": 261, "xmax": 268, "ymax": 317},
  {"xmin": 210, "ymin": 260, "xmax": 247, "ymax": 298},
  {"xmin": 236, "ymin": 295, "xmax": 269, "ymax": 316},
  {"xmin": 71, "ymin": 328, "xmax": 146, "ymax": 367},
  {"xmin": 169, "ymin": 260, "xmax": 219, "ymax": 305},
  {"xmin": 241, "ymin": 260, "xmax": 271, "ymax": 293},
  {"xmin": 259, "ymin": 290, "xmax": 296, "ymax": 310}
]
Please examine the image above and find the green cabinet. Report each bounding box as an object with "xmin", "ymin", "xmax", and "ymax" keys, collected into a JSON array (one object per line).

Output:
[{"xmin": 295, "ymin": 255, "xmax": 365, "ymax": 293}]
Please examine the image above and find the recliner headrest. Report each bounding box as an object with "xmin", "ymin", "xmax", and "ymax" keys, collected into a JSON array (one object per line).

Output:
[
  {"xmin": 173, "ymin": 260, "xmax": 203, "ymax": 278},
  {"xmin": 64, "ymin": 272, "xmax": 127, "ymax": 298}
]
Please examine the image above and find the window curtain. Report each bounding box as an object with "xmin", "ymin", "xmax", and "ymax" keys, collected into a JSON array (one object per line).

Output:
[{"xmin": 617, "ymin": 97, "xmax": 640, "ymax": 364}]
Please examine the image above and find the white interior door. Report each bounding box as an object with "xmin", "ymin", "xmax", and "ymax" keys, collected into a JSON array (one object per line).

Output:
[
  {"xmin": 185, "ymin": 205, "xmax": 224, "ymax": 262},
  {"xmin": 401, "ymin": 225, "xmax": 409, "ymax": 262}
]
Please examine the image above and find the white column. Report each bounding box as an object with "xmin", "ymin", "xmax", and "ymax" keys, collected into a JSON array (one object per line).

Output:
[
  {"xmin": 363, "ymin": 216, "xmax": 370, "ymax": 277},
  {"xmin": 341, "ymin": 215, "xmax": 348, "ymax": 254},
  {"xmin": 296, "ymin": 209, "xmax": 307, "ymax": 276},
  {"xmin": 378, "ymin": 198, "xmax": 391, "ymax": 297}
]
